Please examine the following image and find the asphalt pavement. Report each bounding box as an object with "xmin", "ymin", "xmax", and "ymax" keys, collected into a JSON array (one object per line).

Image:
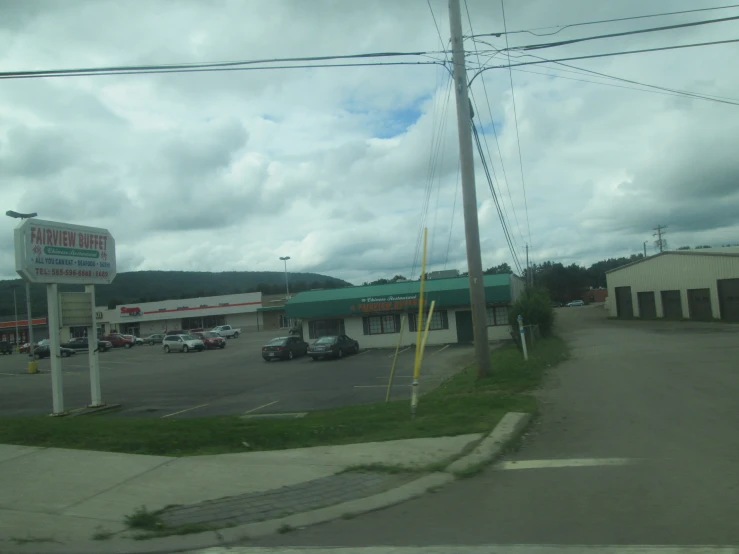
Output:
[
  {"xmin": 247, "ymin": 305, "xmax": 739, "ymax": 548},
  {"xmin": 0, "ymin": 331, "xmax": 474, "ymax": 418}
]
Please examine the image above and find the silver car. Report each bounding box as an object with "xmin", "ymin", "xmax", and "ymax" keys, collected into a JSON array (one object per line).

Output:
[{"xmin": 162, "ymin": 334, "xmax": 205, "ymax": 353}]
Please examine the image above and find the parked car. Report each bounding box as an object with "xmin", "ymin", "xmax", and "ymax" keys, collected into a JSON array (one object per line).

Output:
[
  {"xmin": 212, "ymin": 325, "xmax": 241, "ymax": 339},
  {"xmin": 307, "ymin": 335, "xmax": 360, "ymax": 360},
  {"xmin": 100, "ymin": 334, "xmax": 135, "ymax": 348},
  {"xmin": 61, "ymin": 337, "xmax": 113, "ymax": 352},
  {"xmin": 262, "ymin": 336, "xmax": 309, "ymax": 362},
  {"xmin": 567, "ymin": 300, "xmax": 585, "ymax": 307},
  {"xmin": 162, "ymin": 334, "xmax": 205, "ymax": 353},
  {"xmin": 0, "ymin": 340, "xmax": 12, "ymax": 355},
  {"xmin": 144, "ymin": 334, "xmax": 165, "ymax": 345},
  {"xmin": 33, "ymin": 345, "xmax": 76, "ymax": 359},
  {"xmin": 19, "ymin": 342, "xmax": 32, "ymax": 354},
  {"xmin": 191, "ymin": 331, "xmax": 226, "ymax": 350},
  {"xmin": 123, "ymin": 334, "xmax": 144, "ymax": 346}
]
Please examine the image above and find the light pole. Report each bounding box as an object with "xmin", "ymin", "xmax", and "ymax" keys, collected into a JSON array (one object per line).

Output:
[
  {"xmin": 6, "ymin": 210, "xmax": 38, "ymax": 356},
  {"xmin": 11, "ymin": 285, "xmax": 20, "ymax": 349},
  {"xmin": 279, "ymin": 256, "xmax": 291, "ymax": 299},
  {"xmin": 643, "ymin": 241, "xmax": 648, "ymax": 258}
]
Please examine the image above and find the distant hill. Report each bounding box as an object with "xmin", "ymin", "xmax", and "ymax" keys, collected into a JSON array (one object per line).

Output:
[{"xmin": 0, "ymin": 270, "xmax": 352, "ymax": 317}]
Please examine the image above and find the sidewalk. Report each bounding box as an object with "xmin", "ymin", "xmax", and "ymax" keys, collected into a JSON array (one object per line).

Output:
[{"xmin": 0, "ymin": 434, "xmax": 481, "ymax": 550}]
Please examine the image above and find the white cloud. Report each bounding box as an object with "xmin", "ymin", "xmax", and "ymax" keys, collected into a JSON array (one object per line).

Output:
[{"xmin": 2, "ymin": 0, "xmax": 739, "ymax": 285}]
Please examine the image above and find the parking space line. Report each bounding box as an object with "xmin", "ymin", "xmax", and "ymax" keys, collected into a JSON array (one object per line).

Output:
[
  {"xmin": 375, "ymin": 375, "xmax": 411, "ymax": 379},
  {"xmin": 388, "ymin": 347, "xmax": 412, "ymax": 357},
  {"xmin": 244, "ymin": 399, "xmax": 279, "ymax": 415},
  {"xmin": 356, "ymin": 349, "xmax": 371, "ymax": 356},
  {"xmin": 161, "ymin": 403, "xmax": 209, "ymax": 418},
  {"xmin": 432, "ymin": 344, "xmax": 450, "ymax": 355},
  {"xmin": 354, "ymin": 384, "xmax": 410, "ymax": 388}
]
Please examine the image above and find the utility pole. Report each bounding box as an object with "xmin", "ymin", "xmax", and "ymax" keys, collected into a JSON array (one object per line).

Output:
[
  {"xmin": 643, "ymin": 240, "xmax": 648, "ymax": 258},
  {"xmin": 448, "ymin": 0, "xmax": 491, "ymax": 378},
  {"xmin": 11, "ymin": 285, "xmax": 20, "ymax": 349},
  {"xmin": 525, "ymin": 244, "xmax": 530, "ymax": 287},
  {"xmin": 653, "ymin": 225, "xmax": 667, "ymax": 253}
]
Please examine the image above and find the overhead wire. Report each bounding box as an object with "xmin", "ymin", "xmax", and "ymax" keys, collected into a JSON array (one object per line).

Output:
[
  {"xmin": 466, "ymin": 3, "xmax": 739, "ymax": 37},
  {"xmin": 463, "ymin": 0, "xmax": 526, "ymax": 255},
  {"xmin": 500, "ymin": 0, "xmax": 532, "ymax": 254},
  {"xmin": 443, "ymin": 159, "xmax": 461, "ymax": 271},
  {"xmin": 497, "ymin": 14, "xmax": 739, "ymax": 52}
]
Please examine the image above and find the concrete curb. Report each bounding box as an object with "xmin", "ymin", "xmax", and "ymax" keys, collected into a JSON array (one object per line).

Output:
[
  {"xmin": 446, "ymin": 412, "xmax": 532, "ymax": 475},
  {"xmin": 2, "ymin": 412, "xmax": 531, "ymax": 554}
]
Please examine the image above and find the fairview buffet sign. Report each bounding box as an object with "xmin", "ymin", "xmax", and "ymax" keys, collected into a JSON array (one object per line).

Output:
[{"xmin": 350, "ymin": 295, "xmax": 429, "ymax": 314}]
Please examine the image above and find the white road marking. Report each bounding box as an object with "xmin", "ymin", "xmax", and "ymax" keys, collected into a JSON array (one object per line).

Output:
[
  {"xmin": 0, "ymin": 373, "xmax": 17, "ymax": 376},
  {"xmin": 432, "ymin": 344, "xmax": 450, "ymax": 355},
  {"xmin": 354, "ymin": 384, "xmax": 411, "ymax": 389},
  {"xmin": 388, "ymin": 347, "xmax": 412, "ymax": 357},
  {"xmin": 160, "ymin": 403, "xmax": 209, "ymax": 418},
  {"xmin": 495, "ymin": 458, "xmax": 635, "ymax": 471},
  {"xmin": 356, "ymin": 349, "xmax": 371, "ymax": 355},
  {"xmin": 375, "ymin": 375, "xmax": 412, "ymax": 379},
  {"xmin": 195, "ymin": 544, "xmax": 739, "ymax": 553},
  {"xmin": 244, "ymin": 399, "xmax": 279, "ymax": 415}
]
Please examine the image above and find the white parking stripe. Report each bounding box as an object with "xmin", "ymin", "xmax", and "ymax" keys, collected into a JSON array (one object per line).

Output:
[
  {"xmin": 356, "ymin": 349, "xmax": 371, "ymax": 355},
  {"xmin": 432, "ymin": 344, "xmax": 450, "ymax": 355},
  {"xmin": 495, "ymin": 458, "xmax": 635, "ymax": 471},
  {"xmin": 354, "ymin": 384, "xmax": 410, "ymax": 388},
  {"xmin": 161, "ymin": 403, "xmax": 209, "ymax": 418},
  {"xmin": 194, "ymin": 545, "xmax": 739, "ymax": 553},
  {"xmin": 244, "ymin": 399, "xmax": 279, "ymax": 415},
  {"xmin": 388, "ymin": 347, "xmax": 412, "ymax": 357}
]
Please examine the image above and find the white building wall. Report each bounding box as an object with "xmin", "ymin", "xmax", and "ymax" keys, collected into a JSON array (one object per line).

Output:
[
  {"xmin": 487, "ymin": 324, "xmax": 511, "ymax": 341},
  {"xmin": 223, "ymin": 312, "xmax": 259, "ymax": 332},
  {"xmin": 606, "ymin": 253, "xmax": 739, "ymax": 319},
  {"xmin": 509, "ymin": 274, "xmax": 526, "ymax": 302}
]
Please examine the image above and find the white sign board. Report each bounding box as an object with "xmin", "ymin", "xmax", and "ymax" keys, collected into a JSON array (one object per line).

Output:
[
  {"xmin": 59, "ymin": 292, "xmax": 93, "ymax": 327},
  {"xmin": 14, "ymin": 219, "xmax": 116, "ymax": 285}
]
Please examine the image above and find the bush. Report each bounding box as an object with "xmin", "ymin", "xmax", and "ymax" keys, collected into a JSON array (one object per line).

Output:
[{"xmin": 508, "ymin": 286, "xmax": 555, "ymax": 337}]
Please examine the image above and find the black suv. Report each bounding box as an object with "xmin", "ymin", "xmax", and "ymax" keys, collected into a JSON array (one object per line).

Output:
[{"xmin": 0, "ymin": 341, "xmax": 12, "ymax": 355}]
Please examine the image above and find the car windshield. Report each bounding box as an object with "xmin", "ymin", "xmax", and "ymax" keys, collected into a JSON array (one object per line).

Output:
[
  {"xmin": 267, "ymin": 338, "xmax": 287, "ymax": 345},
  {"xmin": 316, "ymin": 336, "xmax": 336, "ymax": 344}
]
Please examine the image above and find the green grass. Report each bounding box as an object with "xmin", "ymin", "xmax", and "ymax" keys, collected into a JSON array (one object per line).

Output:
[{"xmin": 0, "ymin": 337, "xmax": 568, "ymax": 457}]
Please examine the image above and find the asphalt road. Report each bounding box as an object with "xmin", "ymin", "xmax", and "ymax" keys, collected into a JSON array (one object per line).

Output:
[
  {"xmin": 249, "ymin": 305, "xmax": 739, "ymax": 548},
  {"xmin": 0, "ymin": 331, "xmax": 475, "ymax": 418}
]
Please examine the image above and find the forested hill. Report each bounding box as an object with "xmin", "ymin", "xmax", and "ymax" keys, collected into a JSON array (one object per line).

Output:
[{"xmin": 0, "ymin": 270, "xmax": 351, "ymax": 317}]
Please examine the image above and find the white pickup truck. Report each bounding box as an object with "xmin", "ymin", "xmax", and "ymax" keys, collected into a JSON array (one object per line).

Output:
[{"xmin": 212, "ymin": 325, "xmax": 241, "ymax": 338}]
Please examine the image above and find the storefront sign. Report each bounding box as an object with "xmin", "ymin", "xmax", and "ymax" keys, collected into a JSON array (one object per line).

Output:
[
  {"xmin": 14, "ymin": 219, "xmax": 116, "ymax": 285},
  {"xmin": 351, "ymin": 294, "xmax": 428, "ymax": 314},
  {"xmin": 120, "ymin": 306, "xmax": 142, "ymax": 316}
]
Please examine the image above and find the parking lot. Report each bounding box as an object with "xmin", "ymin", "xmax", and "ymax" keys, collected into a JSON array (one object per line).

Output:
[{"xmin": 0, "ymin": 332, "xmax": 476, "ymax": 418}]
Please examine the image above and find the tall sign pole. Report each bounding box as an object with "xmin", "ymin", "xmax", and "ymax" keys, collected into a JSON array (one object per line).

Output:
[{"xmin": 448, "ymin": 0, "xmax": 491, "ymax": 377}]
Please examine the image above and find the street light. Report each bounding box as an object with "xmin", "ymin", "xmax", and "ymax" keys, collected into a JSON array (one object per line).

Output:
[
  {"xmin": 6, "ymin": 210, "xmax": 38, "ymax": 355},
  {"xmin": 279, "ymin": 256, "xmax": 291, "ymax": 300},
  {"xmin": 10, "ymin": 285, "xmax": 20, "ymax": 350}
]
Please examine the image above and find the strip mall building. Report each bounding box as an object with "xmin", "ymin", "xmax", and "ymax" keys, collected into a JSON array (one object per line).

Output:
[{"xmin": 284, "ymin": 273, "xmax": 524, "ymax": 348}]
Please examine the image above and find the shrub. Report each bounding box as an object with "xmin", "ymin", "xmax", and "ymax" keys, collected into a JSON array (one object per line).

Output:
[{"xmin": 508, "ymin": 286, "xmax": 555, "ymax": 337}]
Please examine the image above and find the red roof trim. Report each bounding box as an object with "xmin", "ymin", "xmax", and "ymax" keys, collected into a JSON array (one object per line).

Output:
[
  {"xmin": 143, "ymin": 301, "xmax": 261, "ymax": 315},
  {"xmin": 0, "ymin": 318, "xmax": 48, "ymax": 328}
]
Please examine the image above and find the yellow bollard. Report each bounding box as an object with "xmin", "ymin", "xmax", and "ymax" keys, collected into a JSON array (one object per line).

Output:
[{"xmin": 27, "ymin": 361, "xmax": 38, "ymax": 374}]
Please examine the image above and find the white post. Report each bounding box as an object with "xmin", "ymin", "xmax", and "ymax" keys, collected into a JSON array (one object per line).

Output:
[
  {"xmin": 86, "ymin": 285, "xmax": 103, "ymax": 407},
  {"xmin": 25, "ymin": 282, "xmax": 34, "ymax": 357},
  {"xmin": 517, "ymin": 314, "xmax": 528, "ymax": 361},
  {"xmin": 46, "ymin": 284, "xmax": 64, "ymax": 414}
]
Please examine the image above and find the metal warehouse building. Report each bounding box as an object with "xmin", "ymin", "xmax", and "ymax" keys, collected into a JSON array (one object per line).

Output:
[
  {"xmin": 284, "ymin": 273, "xmax": 524, "ymax": 348},
  {"xmin": 606, "ymin": 248, "xmax": 739, "ymax": 321}
]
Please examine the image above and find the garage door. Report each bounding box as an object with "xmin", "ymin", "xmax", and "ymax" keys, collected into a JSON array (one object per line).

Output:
[
  {"xmin": 615, "ymin": 286, "xmax": 633, "ymax": 318},
  {"xmin": 687, "ymin": 288, "xmax": 713, "ymax": 321},
  {"xmin": 637, "ymin": 291, "xmax": 656, "ymax": 318},
  {"xmin": 661, "ymin": 290, "xmax": 683, "ymax": 319},
  {"xmin": 717, "ymin": 278, "xmax": 739, "ymax": 322}
]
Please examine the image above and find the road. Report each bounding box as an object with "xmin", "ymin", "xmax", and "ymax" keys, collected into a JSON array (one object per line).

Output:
[
  {"xmin": 248, "ymin": 305, "xmax": 739, "ymax": 548},
  {"xmin": 0, "ymin": 331, "xmax": 474, "ymax": 418}
]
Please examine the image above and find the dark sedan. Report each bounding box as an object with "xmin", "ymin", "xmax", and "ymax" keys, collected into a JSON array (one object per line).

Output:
[
  {"xmin": 262, "ymin": 336, "xmax": 309, "ymax": 362},
  {"xmin": 308, "ymin": 335, "xmax": 360, "ymax": 361},
  {"xmin": 62, "ymin": 337, "xmax": 113, "ymax": 352},
  {"xmin": 33, "ymin": 345, "xmax": 77, "ymax": 359}
]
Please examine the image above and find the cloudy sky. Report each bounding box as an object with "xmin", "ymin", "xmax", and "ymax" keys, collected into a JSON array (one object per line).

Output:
[{"xmin": 1, "ymin": 0, "xmax": 738, "ymax": 284}]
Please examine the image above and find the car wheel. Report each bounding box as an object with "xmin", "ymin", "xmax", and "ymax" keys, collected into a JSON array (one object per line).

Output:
[
  {"xmin": 220, "ymin": 343, "xmax": 225, "ymax": 349},
  {"xmin": 310, "ymin": 356, "xmax": 318, "ymax": 361},
  {"xmin": 124, "ymin": 343, "xmax": 131, "ymax": 349},
  {"xmin": 164, "ymin": 345, "xmax": 170, "ymax": 353},
  {"xmin": 354, "ymin": 343, "xmax": 359, "ymax": 354},
  {"xmin": 288, "ymin": 350, "xmax": 294, "ymax": 360},
  {"xmin": 233, "ymin": 332, "xmax": 239, "ymax": 338},
  {"xmin": 33, "ymin": 353, "xmax": 40, "ymax": 360},
  {"xmin": 264, "ymin": 357, "xmax": 270, "ymax": 362},
  {"xmin": 149, "ymin": 341, "xmax": 154, "ymax": 346},
  {"xmin": 183, "ymin": 345, "xmax": 189, "ymax": 353},
  {"xmin": 338, "ymin": 348, "xmax": 344, "ymax": 359}
]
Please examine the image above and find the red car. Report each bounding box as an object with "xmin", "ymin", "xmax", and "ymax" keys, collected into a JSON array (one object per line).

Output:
[
  {"xmin": 100, "ymin": 334, "xmax": 135, "ymax": 348},
  {"xmin": 192, "ymin": 331, "xmax": 226, "ymax": 350}
]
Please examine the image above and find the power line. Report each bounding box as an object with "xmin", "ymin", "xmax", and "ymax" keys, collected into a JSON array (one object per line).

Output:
[
  {"xmin": 443, "ymin": 160, "xmax": 461, "ymax": 270},
  {"xmin": 501, "ymin": 14, "xmax": 739, "ymax": 52},
  {"xmin": 501, "ymin": 0, "xmax": 532, "ymax": 249},
  {"xmin": 467, "ymin": 3, "xmax": 739, "ymax": 38},
  {"xmin": 463, "ymin": 0, "xmax": 526, "ymax": 251},
  {"xmin": 468, "ymin": 37, "xmax": 739, "ymax": 84}
]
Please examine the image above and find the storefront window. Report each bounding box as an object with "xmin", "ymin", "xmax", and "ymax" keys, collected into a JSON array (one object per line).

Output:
[
  {"xmin": 409, "ymin": 310, "xmax": 448, "ymax": 332},
  {"xmin": 363, "ymin": 314, "xmax": 400, "ymax": 335},
  {"xmin": 308, "ymin": 319, "xmax": 345, "ymax": 339},
  {"xmin": 279, "ymin": 315, "xmax": 298, "ymax": 329},
  {"xmin": 70, "ymin": 326, "xmax": 87, "ymax": 338},
  {"xmin": 486, "ymin": 306, "xmax": 509, "ymax": 326}
]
